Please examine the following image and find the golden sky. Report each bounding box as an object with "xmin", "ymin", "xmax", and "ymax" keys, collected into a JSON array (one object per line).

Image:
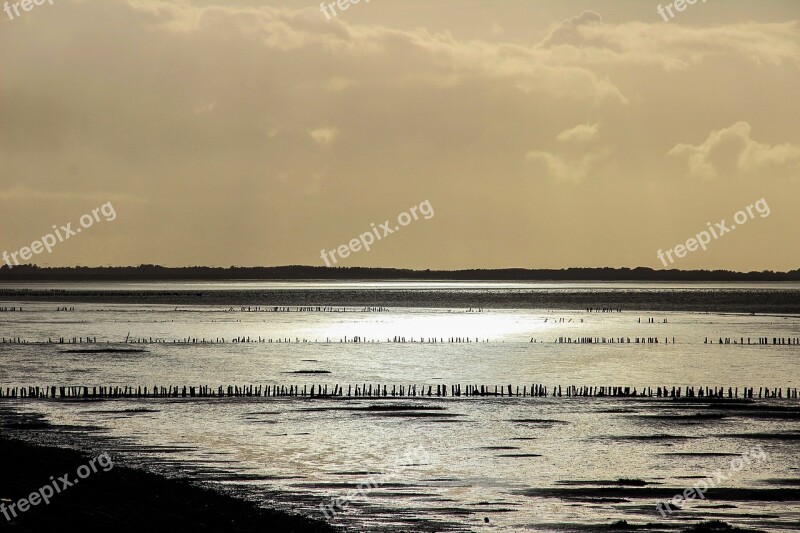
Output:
[{"xmin": 1, "ymin": 0, "xmax": 799, "ymax": 270}]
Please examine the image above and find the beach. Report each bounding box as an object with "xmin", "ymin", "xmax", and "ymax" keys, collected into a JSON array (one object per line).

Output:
[
  {"xmin": 0, "ymin": 281, "xmax": 798, "ymax": 531},
  {"xmin": 0, "ymin": 431, "xmax": 336, "ymax": 532}
]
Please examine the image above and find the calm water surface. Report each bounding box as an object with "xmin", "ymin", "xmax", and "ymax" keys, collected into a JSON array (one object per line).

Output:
[{"xmin": 1, "ymin": 282, "xmax": 798, "ymax": 531}]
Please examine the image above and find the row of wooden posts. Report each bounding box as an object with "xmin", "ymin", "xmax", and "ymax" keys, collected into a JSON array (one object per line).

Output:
[
  {"xmin": 554, "ymin": 337, "xmax": 675, "ymax": 344},
  {"xmin": 0, "ymin": 336, "xmax": 493, "ymax": 345},
  {"xmin": 2, "ymin": 306, "xmax": 392, "ymax": 314},
  {"xmin": 233, "ymin": 306, "xmax": 390, "ymax": 313},
  {"xmin": 1, "ymin": 384, "xmax": 797, "ymax": 400},
  {"xmin": 4, "ymin": 336, "xmax": 800, "ymax": 345},
  {"xmin": 706, "ymin": 337, "xmax": 800, "ymax": 345}
]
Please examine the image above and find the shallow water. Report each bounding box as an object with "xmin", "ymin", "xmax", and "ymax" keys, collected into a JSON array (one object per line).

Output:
[{"xmin": 1, "ymin": 282, "xmax": 799, "ymax": 531}]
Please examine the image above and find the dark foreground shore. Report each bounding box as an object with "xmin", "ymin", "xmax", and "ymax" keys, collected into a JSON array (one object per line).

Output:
[
  {"xmin": 0, "ymin": 436, "xmax": 338, "ymax": 533},
  {"xmin": 0, "ymin": 438, "xmax": 776, "ymax": 533}
]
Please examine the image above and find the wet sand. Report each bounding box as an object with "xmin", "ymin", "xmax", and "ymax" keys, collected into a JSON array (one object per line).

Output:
[{"xmin": 0, "ymin": 436, "xmax": 338, "ymax": 532}]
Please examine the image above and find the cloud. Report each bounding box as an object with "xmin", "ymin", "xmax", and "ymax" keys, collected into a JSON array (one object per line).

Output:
[
  {"xmin": 542, "ymin": 10, "xmax": 603, "ymax": 47},
  {"xmin": 118, "ymin": 1, "xmax": 629, "ymax": 104},
  {"xmin": 193, "ymin": 101, "xmax": 217, "ymax": 114},
  {"xmin": 1, "ymin": 0, "xmax": 799, "ymax": 270},
  {"xmin": 556, "ymin": 123, "xmax": 600, "ymax": 143},
  {"xmin": 309, "ymin": 127, "xmax": 339, "ymax": 145},
  {"xmin": 541, "ymin": 12, "xmax": 800, "ymax": 72},
  {"xmin": 669, "ymin": 122, "xmax": 800, "ymax": 179},
  {"xmin": 526, "ymin": 147, "xmax": 609, "ymax": 182}
]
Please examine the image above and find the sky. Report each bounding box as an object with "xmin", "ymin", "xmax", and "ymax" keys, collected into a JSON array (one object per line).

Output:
[{"xmin": 1, "ymin": 0, "xmax": 799, "ymax": 271}]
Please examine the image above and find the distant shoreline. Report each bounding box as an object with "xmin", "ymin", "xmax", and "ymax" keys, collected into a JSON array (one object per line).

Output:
[
  {"xmin": 1, "ymin": 265, "xmax": 799, "ymax": 282},
  {"xmin": 2, "ymin": 285, "xmax": 799, "ymax": 313}
]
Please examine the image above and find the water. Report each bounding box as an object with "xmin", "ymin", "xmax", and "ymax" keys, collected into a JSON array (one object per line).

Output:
[{"xmin": 1, "ymin": 282, "xmax": 798, "ymax": 531}]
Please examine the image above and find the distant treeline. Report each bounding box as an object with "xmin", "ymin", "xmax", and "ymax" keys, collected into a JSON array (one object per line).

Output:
[{"xmin": 1, "ymin": 265, "xmax": 800, "ymax": 282}]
